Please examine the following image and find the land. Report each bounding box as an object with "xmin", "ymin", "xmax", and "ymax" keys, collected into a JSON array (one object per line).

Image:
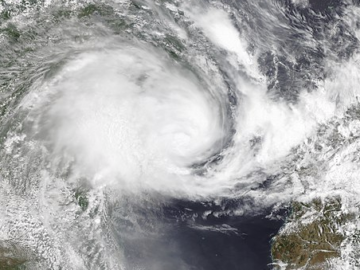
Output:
[{"xmin": 271, "ymin": 197, "xmax": 352, "ymax": 269}]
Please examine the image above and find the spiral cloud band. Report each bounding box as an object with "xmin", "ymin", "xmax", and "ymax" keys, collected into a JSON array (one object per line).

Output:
[{"xmin": 2, "ymin": 0, "xmax": 360, "ymax": 269}]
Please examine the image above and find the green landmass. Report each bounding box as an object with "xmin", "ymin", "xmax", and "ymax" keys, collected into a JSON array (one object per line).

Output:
[
  {"xmin": 0, "ymin": 246, "xmax": 27, "ymax": 270},
  {"xmin": 75, "ymin": 190, "xmax": 89, "ymax": 212},
  {"xmin": 78, "ymin": 3, "xmax": 114, "ymax": 18}
]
